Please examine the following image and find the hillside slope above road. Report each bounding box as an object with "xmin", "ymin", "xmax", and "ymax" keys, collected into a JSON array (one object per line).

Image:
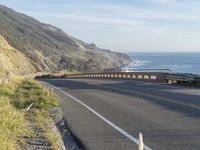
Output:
[
  {"xmin": 43, "ymin": 78, "xmax": 200, "ymax": 150},
  {"xmin": 0, "ymin": 35, "xmax": 35, "ymax": 77},
  {"xmin": 0, "ymin": 5, "xmax": 131, "ymax": 72}
]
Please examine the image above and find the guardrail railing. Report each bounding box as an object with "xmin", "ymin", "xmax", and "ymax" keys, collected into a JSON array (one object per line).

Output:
[
  {"xmin": 66, "ymin": 72, "xmax": 168, "ymax": 82},
  {"xmin": 65, "ymin": 71, "xmax": 200, "ymax": 86}
]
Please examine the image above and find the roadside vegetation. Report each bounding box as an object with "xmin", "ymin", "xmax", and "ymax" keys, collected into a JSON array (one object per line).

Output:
[{"xmin": 0, "ymin": 76, "xmax": 62, "ymax": 150}]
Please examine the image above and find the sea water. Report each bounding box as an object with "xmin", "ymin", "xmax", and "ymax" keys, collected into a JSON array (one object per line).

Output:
[{"xmin": 124, "ymin": 53, "xmax": 200, "ymax": 75}]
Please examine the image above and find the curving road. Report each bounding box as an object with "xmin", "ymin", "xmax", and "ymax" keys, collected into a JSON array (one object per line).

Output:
[{"xmin": 42, "ymin": 78, "xmax": 200, "ymax": 150}]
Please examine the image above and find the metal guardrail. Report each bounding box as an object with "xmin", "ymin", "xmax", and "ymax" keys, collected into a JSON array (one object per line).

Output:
[
  {"xmin": 166, "ymin": 73, "xmax": 200, "ymax": 85},
  {"xmin": 66, "ymin": 72, "xmax": 168, "ymax": 82},
  {"xmin": 166, "ymin": 74, "xmax": 194, "ymax": 81},
  {"xmin": 65, "ymin": 71, "xmax": 200, "ymax": 86}
]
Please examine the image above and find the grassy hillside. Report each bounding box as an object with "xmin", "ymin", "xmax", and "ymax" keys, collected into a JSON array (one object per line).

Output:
[
  {"xmin": 0, "ymin": 5, "xmax": 131, "ymax": 72},
  {"xmin": 0, "ymin": 35, "xmax": 35, "ymax": 77}
]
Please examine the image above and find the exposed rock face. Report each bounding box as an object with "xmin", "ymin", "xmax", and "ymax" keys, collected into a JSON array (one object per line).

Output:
[{"xmin": 0, "ymin": 5, "xmax": 132, "ymax": 73}]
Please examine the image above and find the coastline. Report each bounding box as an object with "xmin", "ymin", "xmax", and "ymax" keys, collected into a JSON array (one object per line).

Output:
[{"xmin": 125, "ymin": 52, "xmax": 200, "ymax": 75}]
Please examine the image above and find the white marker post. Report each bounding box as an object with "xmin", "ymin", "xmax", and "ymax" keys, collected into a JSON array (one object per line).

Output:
[{"xmin": 138, "ymin": 132, "xmax": 144, "ymax": 150}]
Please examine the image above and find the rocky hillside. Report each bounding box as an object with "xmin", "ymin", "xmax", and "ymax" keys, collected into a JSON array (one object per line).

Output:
[
  {"xmin": 0, "ymin": 35, "xmax": 35, "ymax": 77},
  {"xmin": 0, "ymin": 5, "xmax": 132, "ymax": 73}
]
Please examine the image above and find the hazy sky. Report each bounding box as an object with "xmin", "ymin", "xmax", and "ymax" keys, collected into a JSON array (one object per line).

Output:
[{"xmin": 1, "ymin": 0, "xmax": 200, "ymax": 52}]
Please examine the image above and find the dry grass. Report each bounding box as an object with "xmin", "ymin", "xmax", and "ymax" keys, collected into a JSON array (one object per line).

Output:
[
  {"xmin": 12, "ymin": 79, "xmax": 58, "ymax": 110},
  {"xmin": 0, "ymin": 78, "xmax": 26, "ymax": 150},
  {"xmin": 0, "ymin": 97, "xmax": 25, "ymax": 150},
  {"xmin": 0, "ymin": 77, "xmax": 61, "ymax": 150},
  {"xmin": 0, "ymin": 35, "xmax": 35, "ymax": 76}
]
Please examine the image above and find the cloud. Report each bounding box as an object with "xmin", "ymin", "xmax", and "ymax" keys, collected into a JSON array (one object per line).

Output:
[
  {"xmin": 27, "ymin": 0, "xmax": 200, "ymax": 35},
  {"xmin": 148, "ymin": 0, "xmax": 179, "ymax": 5},
  {"xmin": 3, "ymin": 0, "xmax": 200, "ymax": 51}
]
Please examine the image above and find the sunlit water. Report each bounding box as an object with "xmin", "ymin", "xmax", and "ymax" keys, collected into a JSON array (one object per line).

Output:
[{"xmin": 124, "ymin": 53, "xmax": 200, "ymax": 75}]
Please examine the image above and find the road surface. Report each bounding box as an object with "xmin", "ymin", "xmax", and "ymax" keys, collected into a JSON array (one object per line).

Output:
[{"xmin": 43, "ymin": 78, "xmax": 200, "ymax": 150}]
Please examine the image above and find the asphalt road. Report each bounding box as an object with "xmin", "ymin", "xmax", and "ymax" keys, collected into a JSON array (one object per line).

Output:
[{"xmin": 43, "ymin": 78, "xmax": 200, "ymax": 150}]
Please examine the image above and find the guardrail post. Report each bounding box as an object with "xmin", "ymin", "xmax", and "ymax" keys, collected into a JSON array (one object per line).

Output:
[
  {"xmin": 138, "ymin": 75, "xmax": 143, "ymax": 79},
  {"xmin": 123, "ymin": 74, "xmax": 127, "ymax": 78},
  {"xmin": 144, "ymin": 75, "xmax": 150, "ymax": 79},
  {"xmin": 150, "ymin": 75, "xmax": 157, "ymax": 80},
  {"xmin": 132, "ymin": 74, "xmax": 136, "ymax": 79}
]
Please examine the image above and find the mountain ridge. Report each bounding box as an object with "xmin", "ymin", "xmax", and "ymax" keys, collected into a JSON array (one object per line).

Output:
[{"xmin": 0, "ymin": 4, "xmax": 132, "ymax": 74}]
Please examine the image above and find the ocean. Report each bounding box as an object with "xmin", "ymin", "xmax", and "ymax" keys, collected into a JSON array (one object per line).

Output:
[{"xmin": 124, "ymin": 53, "xmax": 200, "ymax": 75}]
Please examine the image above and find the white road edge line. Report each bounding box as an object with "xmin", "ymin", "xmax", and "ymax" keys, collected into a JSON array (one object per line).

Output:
[{"xmin": 44, "ymin": 82, "xmax": 152, "ymax": 150}]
